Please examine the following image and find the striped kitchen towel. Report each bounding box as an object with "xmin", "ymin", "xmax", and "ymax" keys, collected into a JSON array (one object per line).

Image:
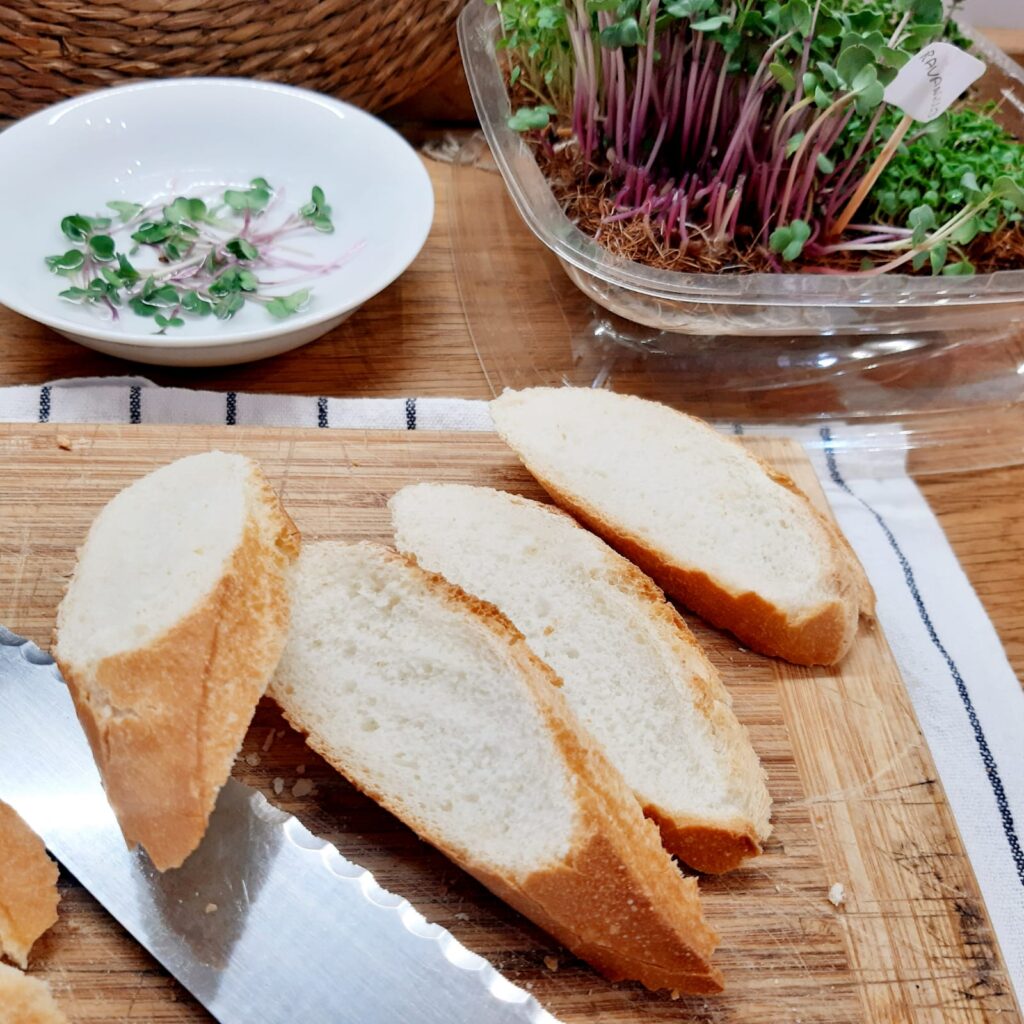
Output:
[{"xmin": 1, "ymin": 375, "xmax": 1022, "ymax": 1002}]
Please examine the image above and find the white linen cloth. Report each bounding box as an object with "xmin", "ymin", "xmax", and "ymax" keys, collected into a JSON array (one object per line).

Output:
[{"xmin": 2, "ymin": 376, "xmax": 1021, "ymax": 1001}]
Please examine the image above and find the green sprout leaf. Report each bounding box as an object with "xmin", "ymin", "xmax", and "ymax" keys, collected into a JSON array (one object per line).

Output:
[
  {"xmin": 265, "ymin": 288, "xmax": 311, "ymax": 318},
  {"xmin": 507, "ymin": 105, "xmax": 557, "ymax": 131},
  {"xmin": 88, "ymin": 235, "xmax": 116, "ymax": 261},
  {"xmin": 148, "ymin": 285, "xmax": 180, "ymax": 307},
  {"xmin": 45, "ymin": 249, "xmax": 85, "ymax": 273},
  {"xmin": 690, "ymin": 14, "xmax": 732, "ymax": 31},
  {"xmin": 599, "ymin": 17, "xmax": 642, "ymax": 48},
  {"xmin": 107, "ymin": 200, "xmax": 143, "ymax": 222},
  {"xmin": 132, "ymin": 221, "xmax": 173, "ymax": 245},
  {"xmin": 299, "ymin": 186, "xmax": 334, "ymax": 233},
  {"xmin": 154, "ymin": 313, "xmax": 185, "ymax": 329},
  {"xmin": 769, "ymin": 61, "xmax": 795, "ymax": 92},
  {"xmin": 181, "ymin": 290, "xmax": 214, "ymax": 316},
  {"xmin": 769, "ymin": 219, "xmax": 812, "ymax": 262},
  {"xmin": 213, "ymin": 293, "xmax": 245, "ymax": 320},
  {"xmin": 164, "ymin": 196, "xmax": 208, "ymax": 224},
  {"xmin": 116, "ymin": 254, "xmax": 140, "ymax": 285},
  {"xmin": 929, "ymin": 241, "xmax": 948, "ymax": 275},
  {"xmin": 226, "ymin": 238, "xmax": 259, "ymax": 261},
  {"xmin": 224, "ymin": 178, "xmax": 272, "ymax": 213},
  {"xmin": 129, "ymin": 296, "xmax": 160, "ymax": 317},
  {"xmin": 992, "ymin": 176, "xmax": 1024, "ymax": 211},
  {"xmin": 61, "ymin": 215, "xmax": 93, "ymax": 242},
  {"xmin": 942, "ymin": 260, "xmax": 976, "ymax": 276},
  {"xmin": 908, "ymin": 205, "xmax": 936, "ymax": 246}
]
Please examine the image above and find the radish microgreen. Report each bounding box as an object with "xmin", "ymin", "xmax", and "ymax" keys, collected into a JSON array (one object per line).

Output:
[
  {"xmin": 45, "ymin": 181, "xmax": 340, "ymax": 329},
  {"xmin": 496, "ymin": 0, "xmax": 1024, "ymax": 273}
]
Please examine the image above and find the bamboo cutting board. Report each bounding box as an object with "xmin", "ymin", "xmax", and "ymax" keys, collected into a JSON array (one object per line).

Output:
[{"xmin": 0, "ymin": 423, "xmax": 1018, "ymax": 1024}]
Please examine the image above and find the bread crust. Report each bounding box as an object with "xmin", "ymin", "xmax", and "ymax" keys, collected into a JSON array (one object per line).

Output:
[
  {"xmin": 528, "ymin": 471, "xmax": 866, "ymax": 667},
  {"xmin": 54, "ymin": 461, "xmax": 300, "ymax": 872},
  {"xmin": 0, "ymin": 803, "xmax": 59, "ymax": 969},
  {"xmin": 0, "ymin": 963, "xmax": 68, "ymax": 1024},
  {"xmin": 273, "ymin": 544, "xmax": 723, "ymax": 994}
]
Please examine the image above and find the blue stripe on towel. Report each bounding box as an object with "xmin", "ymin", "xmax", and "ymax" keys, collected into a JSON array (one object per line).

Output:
[{"xmin": 820, "ymin": 426, "xmax": 1024, "ymax": 886}]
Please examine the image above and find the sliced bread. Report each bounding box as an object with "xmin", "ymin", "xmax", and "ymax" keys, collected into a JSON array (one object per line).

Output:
[
  {"xmin": 270, "ymin": 541, "xmax": 723, "ymax": 993},
  {"xmin": 390, "ymin": 482, "xmax": 771, "ymax": 873},
  {"xmin": 0, "ymin": 802, "xmax": 59, "ymax": 968},
  {"xmin": 0, "ymin": 963, "xmax": 68, "ymax": 1024},
  {"xmin": 54, "ymin": 451, "xmax": 300, "ymax": 871},
  {"xmin": 490, "ymin": 387, "xmax": 874, "ymax": 666}
]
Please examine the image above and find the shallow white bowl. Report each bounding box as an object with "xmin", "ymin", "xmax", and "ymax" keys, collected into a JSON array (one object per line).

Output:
[{"xmin": 0, "ymin": 79, "xmax": 434, "ymax": 366}]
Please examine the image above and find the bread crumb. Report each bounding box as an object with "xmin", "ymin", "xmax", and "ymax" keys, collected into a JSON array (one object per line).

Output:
[
  {"xmin": 292, "ymin": 778, "xmax": 315, "ymax": 798},
  {"xmin": 56, "ymin": 435, "xmax": 73, "ymax": 451},
  {"xmin": 244, "ymin": 752, "xmax": 260, "ymax": 767},
  {"xmin": 296, "ymin": 765, "xmax": 306, "ymax": 775},
  {"xmin": 828, "ymin": 882, "xmax": 846, "ymax": 907},
  {"xmin": 453, "ymin": 912, "xmax": 470, "ymax": 922},
  {"xmin": 261, "ymin": 730, "xmax": 276, "ymax": 753},
  {"xmin": 670, "ymin": 989, "xmax": 680, "ymax": 1001},
  {"xmin": 272, "ymin": 778, "xmax": 284, "ymax": 796},
  {"xmin": 543, "ymin": 956, "xmax": 559, "ymax": 972},
  {"xmin": 204, "ymin": 903, "xmax": 218, "ymax": 914}
]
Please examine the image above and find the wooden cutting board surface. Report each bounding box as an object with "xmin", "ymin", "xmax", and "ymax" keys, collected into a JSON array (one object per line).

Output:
[{"xmin": 0, "ymin": 423, "xmax": 1017, "ymax": 1024}]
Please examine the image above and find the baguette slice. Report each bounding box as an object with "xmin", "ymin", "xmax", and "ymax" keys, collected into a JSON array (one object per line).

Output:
[
  {"xmin": 270, "ymin": 541, "xmax": 723, "ymax": 993},
  {"xmin": 0, "ymin": 803, "xmax": 59, "ymax": 968},
  {"xmin": 490, "ymin": 388, "xmax": 874, "ymax": 666},
  {"xmin": 391, "ymin": 483, "xmax": 771, "ymax": 873},
  {"xmin": 0, "ymin": 963, "xmax": 68, "ymax": 1024},
  {"xmin": 54, "ymin": 451, "xmax": 300, "ymax": 871}
]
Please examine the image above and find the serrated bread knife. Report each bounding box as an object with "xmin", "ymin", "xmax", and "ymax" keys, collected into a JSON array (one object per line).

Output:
[{"xmin": 0, "ymin": 628, "xmax": 558, "ymax": 1024}]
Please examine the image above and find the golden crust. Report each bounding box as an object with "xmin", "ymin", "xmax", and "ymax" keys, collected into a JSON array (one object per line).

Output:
[
  {"xmin": 0, "ymin": 963, "xmax": 68, "ymax": 1024},
  {"xmin": 0, "ymin": 804, "xmax": 59, "ymax": 969},
  {"xmin": 55, "ymin": 461, "xmax": 300, "ymax": 872},
  {"xmin": 274, "ymin": 544, "xmax": 723, "ymax": 994},
  {"xmin": 531, "ymin": 474, "xmax": 865, "ymax": 667}
]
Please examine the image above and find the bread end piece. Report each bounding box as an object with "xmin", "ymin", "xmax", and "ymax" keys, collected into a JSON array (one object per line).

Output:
[
  {"xmin": 0, "ymin": 963, "xmax": 68, "ymax": 1024},
  {"xmin": 0, "ymin": 803, "xmax": 59, "ymax": 969},
  {"xmin": 54, "ymin": 454, "xmax": 300, "ymax": 871}
]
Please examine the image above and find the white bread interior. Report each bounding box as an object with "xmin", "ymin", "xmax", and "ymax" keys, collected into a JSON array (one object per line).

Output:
[{"xmin": 390, "ymin": 482, "xmax": 771, "ymax": 873}]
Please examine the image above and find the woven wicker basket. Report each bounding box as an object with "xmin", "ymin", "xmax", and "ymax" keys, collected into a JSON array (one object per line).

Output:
[{"xmin": 0, "ymin": 0, "xmax": 463, "ymax": 119}]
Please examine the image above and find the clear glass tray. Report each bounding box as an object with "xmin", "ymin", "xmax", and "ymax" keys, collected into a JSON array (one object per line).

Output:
[
  {"xmin": 441, "ymin": 145, "xmax": 1024, "ymax": 474},
  {"xmin": 458, "ymin": 0, "xmax": 1024, "ymax": 338}
]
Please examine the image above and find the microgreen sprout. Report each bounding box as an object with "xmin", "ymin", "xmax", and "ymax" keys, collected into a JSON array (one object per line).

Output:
[
  {"xmin": 496, "ymin": 0, "xmax": 1024, "ymax": 274},
  {"xmin": 45, "ymin": 181, "xmax": 342, "ymax": 329}
]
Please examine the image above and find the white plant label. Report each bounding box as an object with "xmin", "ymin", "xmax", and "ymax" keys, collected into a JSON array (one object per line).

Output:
[{"xmin": 883, "ymin": 42, "xmax": 987, "ymax": 123}]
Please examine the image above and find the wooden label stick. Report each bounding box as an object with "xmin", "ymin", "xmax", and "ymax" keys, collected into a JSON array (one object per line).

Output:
[{"xmin": 832, "ymin": 113, "xmax": 913, "ymax": 238}]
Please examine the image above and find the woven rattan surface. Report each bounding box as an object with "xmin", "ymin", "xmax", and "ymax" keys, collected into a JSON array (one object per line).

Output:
[{"xmin": 0, "ymin": 0, "xmax": 463, "ymax": 117}]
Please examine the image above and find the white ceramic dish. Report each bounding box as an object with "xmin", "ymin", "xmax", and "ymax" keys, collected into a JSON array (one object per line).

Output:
[{"xmin": 0, "ymin": 79, "xmax": 434, "ymax": 366}]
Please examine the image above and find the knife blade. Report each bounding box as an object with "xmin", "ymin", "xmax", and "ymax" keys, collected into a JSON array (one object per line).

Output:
[{"xmin": 0, "ymin": 627, "xmax": 558, "ymax": 1024}]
